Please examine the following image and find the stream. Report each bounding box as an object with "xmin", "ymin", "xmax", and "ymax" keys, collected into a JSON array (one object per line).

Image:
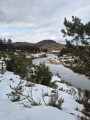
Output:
[{"xmin": 32, "ymin": 54, "xmax": 90, "ymax": 90}]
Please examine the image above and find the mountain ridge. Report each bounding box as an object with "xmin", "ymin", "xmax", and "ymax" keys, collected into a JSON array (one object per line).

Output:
[{"xmin": 13, "ymin": 40, "xmax": 65, "ymax": 51}]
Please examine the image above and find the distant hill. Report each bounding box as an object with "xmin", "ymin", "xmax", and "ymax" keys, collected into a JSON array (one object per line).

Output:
[
  {"xmin": 35, "ymin": 40, "xmax": 65, "ymax": 51},
  {"xmin": 35, "ymin": 40, "xmax": 56, "ymax": 47},
  {"xmin": 13, "ymin": 40, "xmax": 65, "ymax": 51},
  {"xmin": 13, "ymin": 42, "xmax": 34, "ymax": 46}
]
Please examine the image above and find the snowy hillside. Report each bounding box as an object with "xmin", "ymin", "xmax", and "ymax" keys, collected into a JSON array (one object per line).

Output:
[{"xmin": 0, "ymin": 70, "xmax": 87, "ymax": 120}]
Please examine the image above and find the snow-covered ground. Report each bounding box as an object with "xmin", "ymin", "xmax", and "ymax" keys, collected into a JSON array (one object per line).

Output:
[
  {"xmin": 0, "ymin": 70, "xmax": 86, "ymax": 120},
  {"xmin": 0, "ymin": 54, "xmax": 89, "ymax": 120},
  {"xmin": 26, "ymin": 52, "xmax": 46, "ymax": 59},
  {"xmin": 51, "ymin": 50, "xmax": 60, "ymax": 53}
]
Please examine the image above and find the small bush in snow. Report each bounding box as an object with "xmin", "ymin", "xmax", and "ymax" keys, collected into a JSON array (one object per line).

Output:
[
  {"xmin": 59, "ymin": 88, "xmax": 64, "ymax": 91},
  {"xmin": 26, "ymin": 77, "xmax": 35, "ymax": 83},
  {"xmin": 40, "ymin": 54, "xmax": 47, "ymax": 58},
  {"xmin": 25, "ymin": 82, "xmax": 35, "ymax": 87},
  {"xmin": 48, "ymin": 93, "xmax": 58, "ymax": 107},
  {"xmin": 51, "ymin": 90, "xmax": 57, "ymax": 93},
  {"xmin": 48, "ymin": 92, "xmax": 64, "ymax": 110},
  {"xmin": 43, "ymin": 93, "xmax": 49, "ymax": 97},
  {"xmin": 49, "ymin": 82, "xmax": 58, "ymax": 89},
  {"xmin": 78, "ymin": 116, "xmax": 90, "ymax": 120},
  {"xmin": 58, "ymin": 98, "xmax": 64, "ymax": 109},
  {"xmin": 83, "ymin": 90, "xmax": 90, "ymax": 111},
  {"xmin": 0, "ymin": 62, "xmax": 6, "ymax": 74},
  {"xmin": 6, "ymin": 80, "xmax": 24, "ymax": 102},
  {"xmin": 22, "ymin": 89, "xmax": 41, "ymax": 108},
  {"xmin": 6, "ymin": 54, "xmax": 27, "ymax": 78},
  {"xmin": 60, "ymin": 80, "xmax": 72, "ymax": 86},
  {"xmin": 30, "ymin": 63, "xmax": 52, "ymax": 86}
]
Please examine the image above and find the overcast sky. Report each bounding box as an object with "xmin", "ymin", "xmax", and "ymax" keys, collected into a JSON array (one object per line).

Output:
[{"xmin": 0, "ymin": 0, "xmax": 90, "ymax": 43}]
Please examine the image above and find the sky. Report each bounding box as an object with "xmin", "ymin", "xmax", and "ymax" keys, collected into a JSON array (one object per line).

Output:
[{"xmin": 0, "ymin": 0, "xmax": 90, "ymax": 43}]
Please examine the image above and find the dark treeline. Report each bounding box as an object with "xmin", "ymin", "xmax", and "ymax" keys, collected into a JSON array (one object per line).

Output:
[
  {"xmin": 16, "ymin": 45, "xmax": 40, "ymax": 53},
  {"xmin": 0, "ymin": 38, "xmax": 40, "ymax": 53}
]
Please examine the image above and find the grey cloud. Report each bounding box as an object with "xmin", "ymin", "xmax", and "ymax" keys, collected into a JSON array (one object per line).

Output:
[{"xmin": 0, "ymin": 0, "xmax": 90, "ymax": 43}]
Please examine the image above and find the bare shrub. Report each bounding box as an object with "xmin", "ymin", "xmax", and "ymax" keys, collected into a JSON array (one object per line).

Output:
[
  {"xmin": 49, "ymin": 82, "xmax": 58, "ymax": 89},
  {"xmin": 22, "ymin": 89, "xmax": 41, "ymax": 108},
  {"xmin": 48, "ymin": 92, "xmax": 64, "ymax": 110},
  {"xmin": 60, "ymin": 80, "xmax": 72, "ymax": 86},
  {"xmin": 77, "ymin": 115, "xmax": 90, "ymax": 120},
  {"xmin": 25, "ymin": 82, "xmax": 35, "ymax": 87}
]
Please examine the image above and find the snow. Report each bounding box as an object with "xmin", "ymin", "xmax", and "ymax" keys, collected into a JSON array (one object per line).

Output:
[
  {"xmin": 0, "ymin": 105, "xmax": 77, "ymax": 120},
  {"xmin": 68, "ymin": 58, "xmax": 74, "ymax": 61},
  {"xmin": 0, "ymin": 54, "xmax": 89, "ymax": 120},
  {"xmin": 0, "ymin": 69, "xmax": 86, "ymax": 120},
  {"xmin": 51, "ymin": 50, "xmax": 60, "ymax": 53},
  {"xmin": 51, "ymin": 75, "xmax": 61, "ymax": 82},
  {"xmin": 26, "ymin": 53, "xmax": 46, "ymax": 58}
]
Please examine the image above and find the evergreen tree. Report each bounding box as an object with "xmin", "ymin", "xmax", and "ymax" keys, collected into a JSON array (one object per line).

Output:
[
  {"xmin": 8, "ymin": 39, "xmax": 12, "ymax": 44},
  {"xmin": 30, "ymin": 63, "xmax": 52, "ymax": 86},
  {"xmin": 61, "ymin": 16, "xmax": 90, "ymax": 44}
]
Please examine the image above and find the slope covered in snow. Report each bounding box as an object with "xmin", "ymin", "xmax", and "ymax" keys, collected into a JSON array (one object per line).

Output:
[{"xmin": 0, "ymin": 70, "xmax": 86, "ymax": 120}]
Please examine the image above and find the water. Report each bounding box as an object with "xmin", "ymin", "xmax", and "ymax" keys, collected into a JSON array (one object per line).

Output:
[{"xmin": 32, "ymin": 54, "xmax": 90, "ymax": 90}]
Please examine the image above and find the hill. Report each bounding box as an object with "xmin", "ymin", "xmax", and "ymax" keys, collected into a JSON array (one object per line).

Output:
[
  {"xmin": 13, "ymin": 42, "xmax": 34, "ymax": 46},
  {"xmin": 13, "ymin": 40, "xmax": 65, "ymax": 51},
  {"xmin": 35, "ymin": 40, "xmax": 56, "ymax": 47},
  {"xmin": 35, "ymin": 40, "xmax": 65, "ymax": 51}
]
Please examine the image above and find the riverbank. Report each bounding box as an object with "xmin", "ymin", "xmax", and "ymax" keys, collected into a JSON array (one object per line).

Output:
[
  {"xmin": 58, "ymin": 55, "xmax": 90, "ymax": 78},
  {"xmin": 58, "ymin": 46, "xmax": 90, "ymax": 78},
  {"xmin": 32, "ymin": 53, "xmax": 90, "ymax": 90}
]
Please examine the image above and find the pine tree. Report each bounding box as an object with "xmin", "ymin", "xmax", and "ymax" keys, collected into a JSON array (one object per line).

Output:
[{"xmin": 61, "ymin": 16, "xmax": 90, "ymax": 44}]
